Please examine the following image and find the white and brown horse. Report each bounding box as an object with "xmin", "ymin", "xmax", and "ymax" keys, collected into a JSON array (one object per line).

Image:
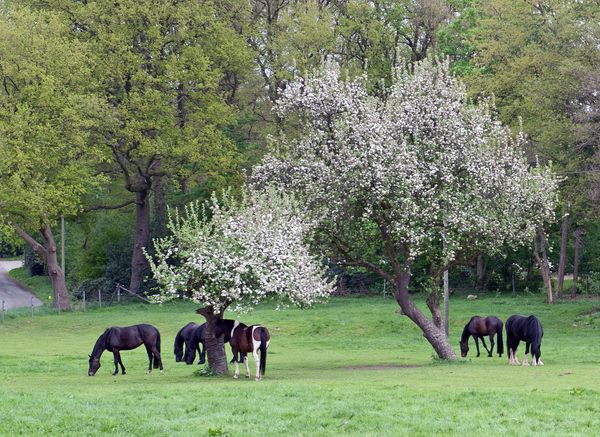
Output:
[{"xmin": 229, "ymin": 321, "xmax": 270, "ymax": 380}]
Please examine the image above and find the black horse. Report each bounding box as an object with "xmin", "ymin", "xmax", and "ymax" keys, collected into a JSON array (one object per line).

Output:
[
  {"xmin": 174, "ymin": 322, "xmax": 202, "ymax": 363},
  {"xmin": 88, "ymin": 324, "xmax": 163, "ymax": 376},
  {"xmin": 174, "ymin": 319, "xmax": 239, "ymax": 365},
  {"xmin": 230, "ymin": 321, "xmax": 270, "ymax": 380},
  {"xmin": 505, "ymin": 315, "xmax": 544, "ymax": 366},
  {"xmin": 459, "ymin": 316, "xmax": 504, "ymax": 357}
]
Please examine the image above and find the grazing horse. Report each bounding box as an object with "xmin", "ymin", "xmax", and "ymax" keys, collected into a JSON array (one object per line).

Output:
[
  {"xmin": 505, "ymin": 315, "xmax": 544, "ymax": 366},
  {"xmin": 229, "ymin": 321, "xmax": 270, "ymax": 380},
  {"xmin": 175, "ymin": 319, "xmax": 239, "ymax": 365},
  {"xmin": 88, "ymin": 324, "xmax": 163, "ymax": 376},
  {"xmin": 174, "ymin": 322, "xmax": 202, "ymax": 363},
  {"xmin": 459, "ymin": 316, "xmax": 504, "ymax": 357}
]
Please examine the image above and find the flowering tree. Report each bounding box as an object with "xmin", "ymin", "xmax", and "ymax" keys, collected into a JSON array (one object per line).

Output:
[
  {"xmin": 253, "ymin": 59, "xmax": 558, "ymax": 359},
  {"xmin": 147, "ymin": 188, "xmax": 333, "ymax": 374}
]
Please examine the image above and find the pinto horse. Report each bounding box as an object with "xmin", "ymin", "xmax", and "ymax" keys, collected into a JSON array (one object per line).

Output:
[
  {"xmin": 175, "ymin": 319, "xmax": 239, "ymax": 365},
  {"xmin": 88, "ymin": 324, "xmax": 163, "ymax": 376},
  {"xmin": 459, "ymin": 316, "xmax": 504, "ymax": 357},
  {"xmin": 229, "ymin": 321, "xmax": 270, "ymax": 380},
  {"xmin": 505, "ymin": 315, "xmax": 544, "ymax": 366}
]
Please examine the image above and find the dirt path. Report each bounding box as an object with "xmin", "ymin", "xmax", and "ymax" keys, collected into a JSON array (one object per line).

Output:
[{"xmin": 0, "ymin": 260, "xmax": 43, "ymax": 310}]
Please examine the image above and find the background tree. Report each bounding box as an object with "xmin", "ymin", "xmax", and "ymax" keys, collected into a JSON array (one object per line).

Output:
[
  {"xmin": 254, "ymin": 59, "xmax": 558, "ymax": 359},
  {"xmin": 147, "ymin": 188, "xmax": 333, "ymax": 374},
  {"xmin": 0, "ymin": 6, "xmax": 108, "ymax": 309},
  {"xmin": 43, "ymin": 0, "xmax": 252, "ymax": 294}
]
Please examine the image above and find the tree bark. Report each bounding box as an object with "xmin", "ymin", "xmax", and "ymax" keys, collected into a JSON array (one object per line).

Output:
[
  {"xmin": 556, "ymin": 210, "xmax": 569, "ymax": 300},
  {"xmin": 129, "ymin": 188, "xmax": 151, "ymax": 294},
  {"xmin": 533, "ymin": 227, "xmax": 553, "ymax": 304},
  {"xmin": 196, "ymin": 306, "xmax": 229, "ymax": 375},
  {"xmin": 571, "ymin": 228, "xmax": 584, "ymax": 299},
  {"xmin": 153, "ymin": 170, "xmax": 167, "ymax": 238},
  {"xmin": 476, "ymin": 254, "xmax": 486, "ymax": 290},
  {"xmin": 14, "ymin": 224, "xmax": 70, "ymax": 310},
  {"xmin": 394, "ymin": 271, "xmax": 456, "ymax": 360}
]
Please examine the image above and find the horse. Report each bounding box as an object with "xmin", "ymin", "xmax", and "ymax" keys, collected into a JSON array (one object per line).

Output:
[
  {"xmin": 229, "ymin": 321, "xmax": 270, "ymax": 380},
  {"xmin": 88, "ymin": 324, "xmax": 163, "ymax": 376},
  {"xmin": 459, "ymin": 316, "xmax": 504, "ymax": 357},
  {"xmin": 505, "ymin": 315, "xmax": 544, "ymax": 366},
  {"xmin": 175, "ymin": 319, "xmax": 240, "ymax": 365},
  {"xmin": 174, "ymin": 322, "xmax": 202, "ymax": 363}
]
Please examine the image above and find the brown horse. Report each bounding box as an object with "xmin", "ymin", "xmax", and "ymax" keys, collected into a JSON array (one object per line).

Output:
[
  {"xmin": 229, "ymin": 321, "xmax": 270, "ymax": 380},
  {"xmin": 459, "ymin": 316, "xmax": 504, "ymax": 357},
  {"xmin": 88, "ymin": 324, "xmax": 163, "ymax": 376}
]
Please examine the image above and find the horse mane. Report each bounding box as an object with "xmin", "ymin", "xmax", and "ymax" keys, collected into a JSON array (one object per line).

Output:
[
  {"xmin": 92, "ymin": 328, "xmax": 111, "ymax": 357},
  {"xmin": 460, "ymin": 316, "xmax": 476, "ymax": 343}
]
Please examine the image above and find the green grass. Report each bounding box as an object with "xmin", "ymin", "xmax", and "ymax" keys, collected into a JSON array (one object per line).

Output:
[
  {"xmin": 7, "ymin": 267, "xmax": 54, "ymax": 304},
  {"xmin": 1, "ymin": 293, "xmax": 599, "ymax": 436}
]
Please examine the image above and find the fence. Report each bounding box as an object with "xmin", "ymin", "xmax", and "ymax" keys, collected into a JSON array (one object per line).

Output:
[{"xmin": 0, "ymin": 283, "xmax": 151, "ymax": 322}]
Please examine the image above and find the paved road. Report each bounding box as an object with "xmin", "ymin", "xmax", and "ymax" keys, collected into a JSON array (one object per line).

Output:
[{"xmin": 0, "ymin": 260, "xmax": 43, "ymax": 310}]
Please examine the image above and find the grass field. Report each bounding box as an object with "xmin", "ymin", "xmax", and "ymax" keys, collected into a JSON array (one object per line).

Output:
[{"xmin": 1, "ymin": 291, "xmax": 599, "ymax": 436}]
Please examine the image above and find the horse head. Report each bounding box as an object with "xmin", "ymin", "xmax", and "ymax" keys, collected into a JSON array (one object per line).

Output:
[
  {"xmin": 88, "ymin": 354, "xmax": 101, "ymax": 376},
  {"xmin": 459, "ymin": 340, "xmax": 469, "ymax": 357}
]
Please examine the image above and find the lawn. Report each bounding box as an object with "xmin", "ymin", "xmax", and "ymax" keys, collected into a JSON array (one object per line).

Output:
[{"xmin": 0, "ymin": 292, "xmax": 599, "ymax": 436}]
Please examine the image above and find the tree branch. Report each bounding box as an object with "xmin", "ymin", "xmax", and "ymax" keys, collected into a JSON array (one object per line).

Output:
[{"xmin": 84, "ymin": 199, "xmax": 136, "ymax": 213}]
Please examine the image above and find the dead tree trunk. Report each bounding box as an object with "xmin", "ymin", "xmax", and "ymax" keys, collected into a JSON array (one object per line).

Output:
[
  {"xmin": 556, "ymin": 210, "xmax": 569, "ymax": 300},
  {"xmin": 571, "ymin": 228, "xmax": 584, "ymax": 299},
  {"xmin": 533, "ymin": 227, "xmax": 553, "ymax": 304},
  {"xmin": 196, "ymin": 306, "xmax": 229, "ymax": 375}
]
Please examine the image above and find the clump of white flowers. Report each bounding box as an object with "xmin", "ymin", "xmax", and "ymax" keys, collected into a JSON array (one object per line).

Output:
[
  {"xmin": 146, "ymin": 187, "xmax": 333, "ymax": 313},
  {"xmin": 255, "ymin": 59, "xmax": 558, "ymax": 266}
]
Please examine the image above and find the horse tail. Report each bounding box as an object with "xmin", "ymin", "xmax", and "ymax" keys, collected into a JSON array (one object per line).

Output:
[
  {"xmin": 259, "ymin": 328, "xmax": 268, "ymax": 377},
  {"xmin": 174, "ymin": 327, "xmax": 185, "ymax": 362},
  {"xmin": 496, "ymin": 319, "xmax": 504, "ymax": 357},
  {"xmin": 154, "ymin": 330, "xmax": 161, "ymax": 369}
]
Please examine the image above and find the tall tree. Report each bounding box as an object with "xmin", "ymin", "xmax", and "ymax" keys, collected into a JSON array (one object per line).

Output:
[
  {"xmin": 44, "ymin": 0, "xmax": 252, "ymax": 293},
  {"xmin": 0, "ymin": 6, "xmax": 108, "ymax": 309},
  {"xmin": 147, "ymin": 188, "xmax": 333, "ymax": 374},
  {"xmin": 254, "ymin": 59, "xmax": 558, "ymax": 359}
]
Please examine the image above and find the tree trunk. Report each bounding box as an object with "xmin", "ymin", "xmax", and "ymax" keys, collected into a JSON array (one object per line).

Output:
[
  {"xmin": 153, "ymin": 171, "xmax": 167, "ymax": 238},
  {"xmin": 129, "ymin": 188, "xmax": 151, "ymax": 294},
  {"xmin": 14, "ymin": 224, "xmax": 70, "ymax": 310},
  {"xmin": 533, "ymin": 227, "xmax": 553, "ymax": 304},
  {"xmin": 556, "ymin": 210, "xmax": 569, "ymax": 300},
  {"xmin": 476, "ymin": 254, "xmax": 486, "ymax": 290},
  {"xmin": 196, "ymin": 307, "xmax": 229, "ymax": 375},
  {"xmin": 571, "ymin": 228, "xmax": 584, "ymax": 299},
  {"xmin": 394, "ymin": 271, "xmax": 456, "ymax": 360}
]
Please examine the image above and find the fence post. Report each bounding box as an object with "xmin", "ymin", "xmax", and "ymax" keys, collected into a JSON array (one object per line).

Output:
[
  {"xmin": 98, "ymin": 289, "xmax": 102, "ymax": 308},
  {"xmin": 57, "ymin": 293, "xmax": 61, "ymax": 315},
  {"xmin": 383, "ymin": 279, "xmax": 387, "ymax": 299},
  {"xmin": 1, "ymin": 300, "xmax": 4, "ymax": 323},
  {"xmin": 117, "ymin": 285, "xmax": 121, "ymax": 304},
  {"xmin": 83, "ymin": 289, "xmax": 86, "ymax": 312},
  {"xmin": 31, "ymin": 296, "xmax": 34, "ymax": 317}
]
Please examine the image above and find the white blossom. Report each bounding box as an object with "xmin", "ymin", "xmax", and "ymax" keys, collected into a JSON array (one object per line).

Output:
[{"xmin": 146, "ymin": 187, "xmax": 333, "ymax": 313}]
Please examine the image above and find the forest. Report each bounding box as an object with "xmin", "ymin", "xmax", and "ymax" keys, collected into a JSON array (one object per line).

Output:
[{"xmin": 1, "ymin": 0, "xmax": 600, "ymax": 319}]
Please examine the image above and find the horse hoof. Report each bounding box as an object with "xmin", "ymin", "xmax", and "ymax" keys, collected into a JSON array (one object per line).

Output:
[
  {"xmin": 160, "ymin": 370, "xmax": 164, "ymax": 373},
  {"xmin": 255, "ymin": 377, "xmax": 261, "ymax": 381},
  {"xmin": 233, "ymin": 374, "xmax": 238, "ymax": 379}
]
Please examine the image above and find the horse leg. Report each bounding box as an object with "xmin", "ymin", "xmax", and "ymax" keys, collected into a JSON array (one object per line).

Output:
[
  {"xmin": 488, "ymin": 335, "xmax": 494, "ymax": 357},
  {"xmin": 145, "ymin": 345, "xmax": 153, "ymax": 373},
  {"xmin": 253, "ymin": 349, "xmax": 261, "ymax": 381},
  {"xmin": 113, "ymin": 350, "xmax": 124, "ymax": 375},
  {"xmin": 473, "ymin": 336, "xmax": 481, "ymax": 357},
  {"xmin": 523, "ymin": 343, "xmax": 530, "ymax": 366},
  {"xmin": 243, "ymin": 354, "xmax": 250, "ymax": 379},
  {"xmin": 197, "ymin": 342, "xmax": 204, "ymax": 365},
  {"xmin": 152, "ymin": 346, "xmax": 163, "ymax": 373},
  {"xmin": 233, "ymin": 350, "xmax": 240, "ymax": 379},
  {"xmin": 480, "ymin": 337, "xmax": 491, "ymax": 357}
]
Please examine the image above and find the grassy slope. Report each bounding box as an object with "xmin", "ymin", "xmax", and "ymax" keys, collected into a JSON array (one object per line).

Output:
[{"xmin": 0, "ymin": 294, "xmax": 599, "ymax": 436}]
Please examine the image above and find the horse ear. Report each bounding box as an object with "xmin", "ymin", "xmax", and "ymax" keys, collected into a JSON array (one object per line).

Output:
[{"xmin": 88, "ymin": 354, "xmax": 92, "ymax": 358}]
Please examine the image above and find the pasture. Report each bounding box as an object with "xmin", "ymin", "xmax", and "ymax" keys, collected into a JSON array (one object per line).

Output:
[{"xmin": 0, "ymin": 294, "xmax": 599, "ymax": 436}]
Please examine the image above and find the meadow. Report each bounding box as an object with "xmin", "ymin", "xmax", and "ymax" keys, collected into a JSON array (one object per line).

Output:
[{"xmin": 0, "ymin": 291, "xmax": 599, "ymax": 436}]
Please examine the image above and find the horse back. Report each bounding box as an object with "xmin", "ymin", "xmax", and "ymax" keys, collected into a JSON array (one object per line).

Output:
[{"xmin": 108, "ymin": 324, "xmax": 158, "ymax": 351}]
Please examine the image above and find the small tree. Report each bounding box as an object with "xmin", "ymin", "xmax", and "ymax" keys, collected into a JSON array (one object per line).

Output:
[
  {"xmin": 147, "ymin": 188, "xmax": 333, "ymax": 374},
  {"xmin": 254, "ymin": 59, "xmax": 558, "ymax": 359}
]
